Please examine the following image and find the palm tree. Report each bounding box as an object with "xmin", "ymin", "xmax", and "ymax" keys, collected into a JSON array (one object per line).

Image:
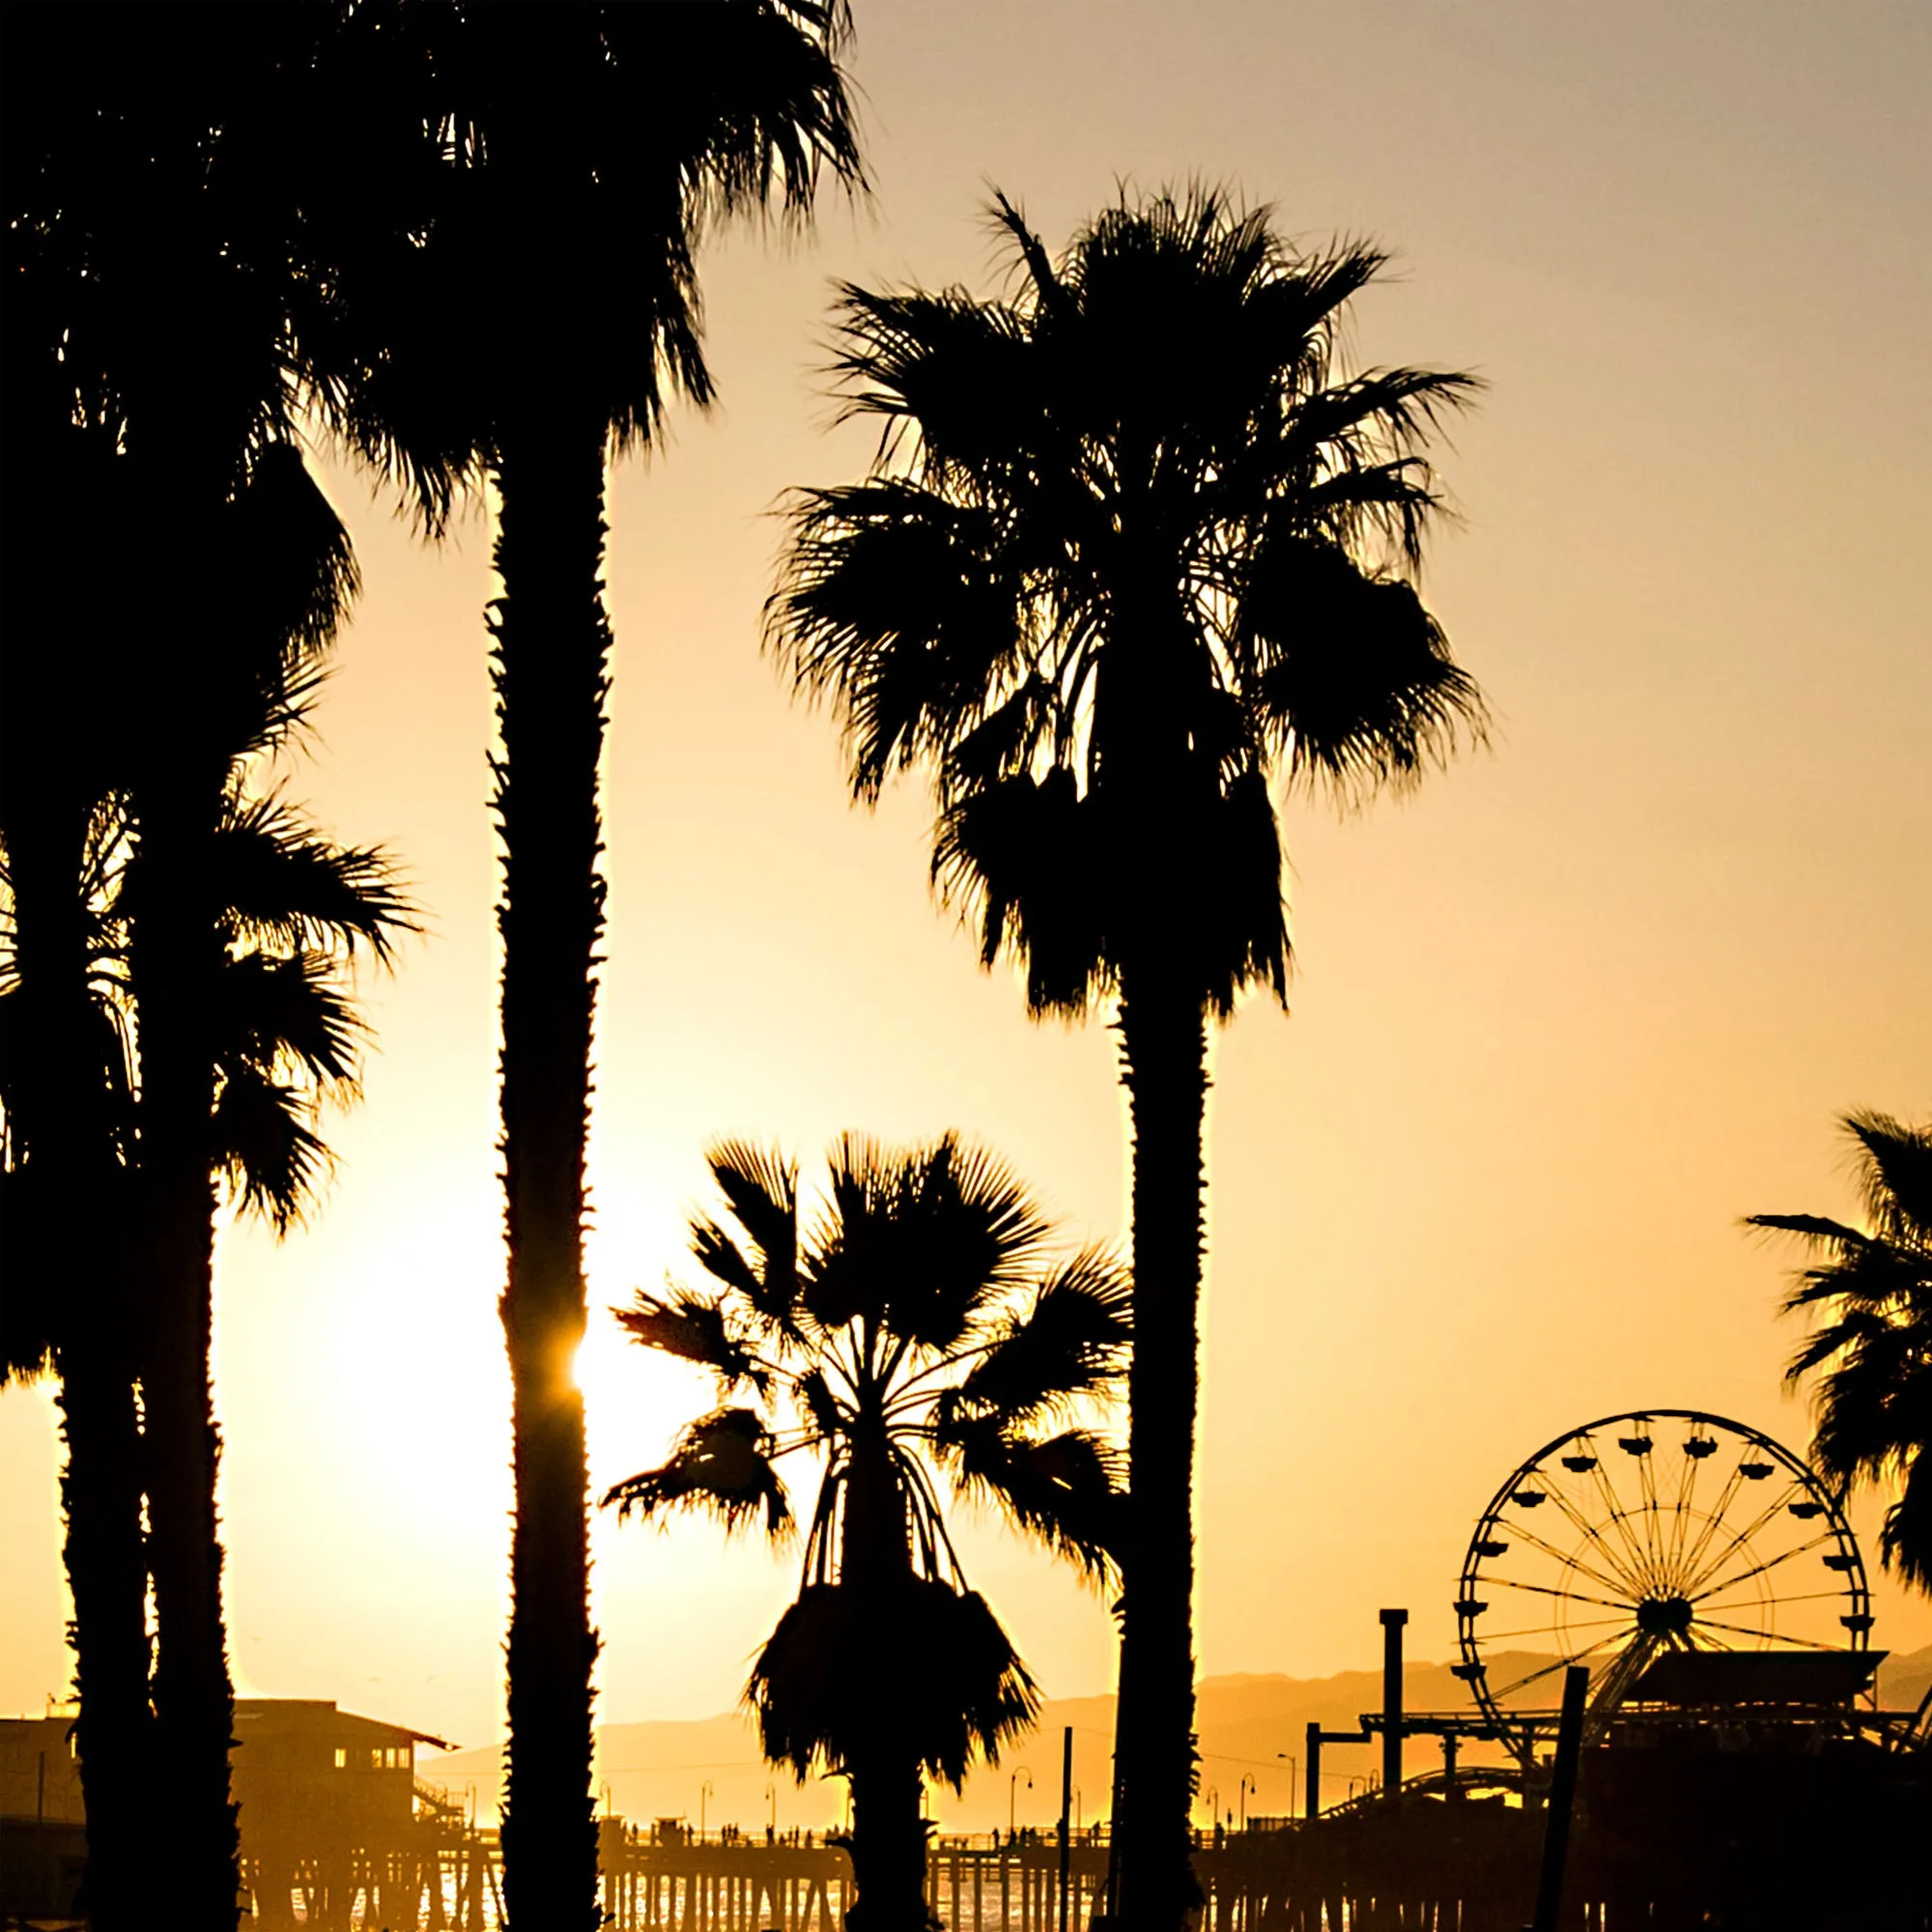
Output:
[
  {"xmin": 768, "ymin": 186, "xmax": 1487, "ymax": 1925},
  {"xmin": 0, "ymin": 390, "xmax": 156, "ymax": 1930},
  {"xmin": 7, "ymin": 14, "xmax": 384, "ymax": 1918},
  {"xmin": 604, "ymin": 1134, "xmax": 1127, "ymax": 1931},
  {"xmin": 0, "ymin": 477, "xmax": 412, "ymax": 1932},
  {"xmin": 311, "ymin": 9, "xmax": 862, "ymax": 1917},
  {"xmin": 1748, "ymin": 1111, "xmax": 1932, "ymax": 1593}
]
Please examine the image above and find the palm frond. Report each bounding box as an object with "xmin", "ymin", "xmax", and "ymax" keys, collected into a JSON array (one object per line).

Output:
[
  {"xmin": 223, "ymin": 439, "xmax": 361, "ymax": 662},
  {"xmin": 1845, "ymin": 1110, "xmax": 1932, "ymax": 1245},
  {"xmin": 602, "ymin": 1406, "xmax": 791, "ymax": 1539},
  {"xmin": 807, "ymin": 1133, "xmax": 1052, "ymax": 1350},
  {"xmin": 941, "ymin": 1247, "xmax": 1130, "ymax": 1424},
  {"xmin": 747, "ymin": 1575, "xmax": 1037, "ymax": 1787},
  {"xmin": 211, "ymin": 1059, "xmax": 332, "ymax": 1233},
  {"xmin": 701, "ymin": 1137, "xmax": 801, "ymax": 1325},
  {"xmin": 768, "ymin": 481, "xmax": 1032, "ymax": 804},
  {"xmin": 1747, "ymin": 1211, "xmax": 1867, "ymax": 1249},
  {"xmin": 1241, "ymin": 535, "xmax": 1489, "ymax": 802},
  {"xmin": 1753, "ymin": 1110, "xmax": 1932, "ymax": 1590},
  {"xmin": 931, "ymin": 767, "xmax": 1108, "ymax": 1019},
  {"xmin": 938, "ymin": 1419, "xmax": 1123, "ymax": 1587},
  {"xmin": 205, "ymin": 795, "xmax": 416, "ymax": 962},
  {"xmin": 1880, "ymin": 1454, "xmax": 1932, "ymax": 1595},
  {"xmin": 215, "ymin": 950, "xmax": 364, "ymax": 1094},
  {"xmin": 613, "ymin": 1288, "xmax": 770, "ymax": 1392}
]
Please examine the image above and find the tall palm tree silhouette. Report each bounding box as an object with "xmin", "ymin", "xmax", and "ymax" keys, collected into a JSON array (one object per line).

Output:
[
  {"xmin": 605, "ymin": 1134, "xmax": 1127, "ymax": 1931},
  {"xmin": 0, "ymin": 401, "xmax": 156, "ymax": 1929},
  {"xmin": 317, "ymin": 10, "xmax": 861, "ymax": 1917},
  {"xmin": 769, "ymin": 186, "xmax": 1486, "ymax": 1924},
  {"xmin": 5, "ymin": 14, "xmax": 379, "ymax": 1918},
  {"xmin": 3, "ymin": 437, "xmax": 410, "ymax": 1932},
  {"xmin": 1749, "ymin": 1112, "xmax": 1932, "ymax": 1593}
]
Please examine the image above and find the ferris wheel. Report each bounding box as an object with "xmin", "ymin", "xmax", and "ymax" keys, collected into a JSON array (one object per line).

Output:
[{"xmin": 1454, "ymin": 1409, "xmax": 1871, "ymax": 1735}]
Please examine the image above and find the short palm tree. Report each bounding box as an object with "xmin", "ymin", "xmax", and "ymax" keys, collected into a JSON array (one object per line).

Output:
[
  {"xmin": 311, "ymin": 12, "xmax": 862, "ymax": 1915},
  {"xmin": 604, "ymin": 1134, "xmax": 1128, "ymax": 1932},
  {"xmin": 1748, "ymin": 1111, "xmax": 1932, "ymax": 1593},
  {"xmin": 769, "ymin": 185, "xmax": 1487, "ymax": 1925}
]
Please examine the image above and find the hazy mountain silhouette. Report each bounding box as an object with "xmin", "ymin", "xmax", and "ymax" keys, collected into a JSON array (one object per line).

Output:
[{"xmin": 422, "ymin": 1646, "xmax": 1932, "ymax": 1834}]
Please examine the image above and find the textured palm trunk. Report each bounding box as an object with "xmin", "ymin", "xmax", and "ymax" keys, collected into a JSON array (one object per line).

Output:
[
  {"xmin": 491, "ymin": 403, "xmax": 607, "ymax": 1932},
  {"xmin": 7, "ymin": 792, "xmax": 155, "ymax": 1929},
  {"xmin": 839, "ymin": 1427, "xmax": 932, "ymax": 1932},
  {"xmin": 846, "ymin": 1752, "xmax": 929, "ymax": 1932},
  {"xmin": 1112, "ymin": 962, "xmax": 1208, "ymax": 1932},
  {"xmin": 57, "ymin": 1314, "xmax": 152, "ymax": 1931},
  {"xmin": 130, "ymin": 765, "xmax": 240, "ymax": 1929}
]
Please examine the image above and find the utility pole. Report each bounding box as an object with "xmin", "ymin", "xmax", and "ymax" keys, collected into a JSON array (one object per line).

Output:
[
  {"xmin": 1527, "ymin": 1666, "xmax": 1590, "ymax": 1932},
  {"xmin": 1058, "ymin": 1724, "xmax": 1073, "ymax": 1932}
]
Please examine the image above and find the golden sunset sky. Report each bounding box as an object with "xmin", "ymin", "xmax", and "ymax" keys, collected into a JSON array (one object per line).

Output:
[{"xmin": 4, "ymin": 0, "xmax": 1929, "ymax": 1782}]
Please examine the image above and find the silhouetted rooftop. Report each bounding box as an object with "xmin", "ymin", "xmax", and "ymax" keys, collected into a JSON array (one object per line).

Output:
[{"xmin": 1630, "ymin": 1650, "xmax": 1882, "ymax": 1708}]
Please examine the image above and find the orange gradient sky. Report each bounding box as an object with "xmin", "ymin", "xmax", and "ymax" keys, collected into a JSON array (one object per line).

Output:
[{"xmin": 4, "ymin": 0, "xmax": 1929, "ymax": 1763}]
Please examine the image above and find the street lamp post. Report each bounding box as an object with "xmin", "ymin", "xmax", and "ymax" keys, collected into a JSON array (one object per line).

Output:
[
  {"xmin": 699, "ymin": 1780, "xmax": 714, "ymax": 1841},
  {"xmin": 1275, "ymin": 1754, "xmax": 1297, "ymax": 1819},
  {"xmin": 766, "ymin": 1783, "xmax": 777, "ymax": 1837},
  {"xmin": 1238, "ymin": 1776, "xmax": 1256, "ymax": 1832},
  {"xmin": 1009, "ymin": 1767, "xmax": 1033, "ymax": 1840}
]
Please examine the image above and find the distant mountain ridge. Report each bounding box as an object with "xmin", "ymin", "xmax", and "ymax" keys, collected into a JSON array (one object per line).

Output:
[{"xmin": 423, "ymin": 1647, "xmax": 1930, "ymax": 1834}]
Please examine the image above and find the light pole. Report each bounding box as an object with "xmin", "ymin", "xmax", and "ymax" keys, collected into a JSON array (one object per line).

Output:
[
  {"xmin": 766, "ymin": 1782, "xmax": 778, "ymax": 1837},
  {"xmin": 1275, "ymin": 1754, "xmax": 1297, "ymax": 1819},
  {"xmin": 699, "ymin": 1779, "xmax": 714, "ymax": 1841},
  {"xmin": 1238, "ymin": 1776, "xmax": 1256, "ymax": 1832},
  {"xmin": 1009, "ymin": 1766, "xmax": 1033, "ymax": 1839},
  {"xmin": 1204, "ymin": 1787, "xmax": 1218, "ymax": 1837}
]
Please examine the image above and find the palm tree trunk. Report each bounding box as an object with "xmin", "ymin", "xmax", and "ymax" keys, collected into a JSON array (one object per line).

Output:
[
  {"xmin": 845, "ymin": 1751, "xmax": 929, "ymax": 1932},
  {"xmin": 7, "ymin": 786, "xmax": 156, "ymax": 1930},
  {"xmin": 491, "ymin": 403, "xmax": 608, "ymax": 1932},
  {"xmin": 1112, "ymin": 962, "xmax": 1208, "ymax": 1932},
  {"xmin": 131, "ymin": 765, "xmax": 240, "ymax": 1929},
  {"xmin": 57, "ymin": 1308, "xmax": 153, "ymax": 1932},
  {"xmin": 838, "ymin": 1430, "xmax": 931, "ymax": 1932}
]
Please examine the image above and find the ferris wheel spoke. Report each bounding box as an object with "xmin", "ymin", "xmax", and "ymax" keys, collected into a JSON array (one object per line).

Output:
[
  {"xmin": 1533, "ymin": 1475, "xmax": 1654, "ymax": 1600},
  {"xmin": 1665, "ymin": 1436, "xmax": 1708, "ymax": 1580},
  {"xmin": 1688, "ymin": 1531, "xmax": 1833, "ymax": 1604},
  {"xmin": 1485, "ymin": 1630, "xmax": 1627, "ymax": 1703},
  {"xmin": 1634, "ymin": 1440, "xmax": 1670, "ymax": 1594},
  {"xmin": 1580, "ymin": 1456, "xmax": 1663, "ymax": 1595},
  {"xmin": 1673, "ymin": 1461, "xmax": 1749, "ymax": 1587},
  {"xmin": 1679, "ymin": 1481, "xmax": 1806, "ymax": 1599},
  {"xmin": 1478, "ymin": 1614, "xmax": 1634, "ymax": 1643},
  {"xmin": 1684, "ymin": 1624, "xmax": 1745, "ymax": 1652},
  {"xmin": 1490, "ymin": 1524, "xmax": 1644, "ymax": 1605},
  {"xmin": 1480, "ymin": 1575, "xmax": 1636, "ymax": 1614},
  {"xmin": 1698, "ymin": 1586, "xmax": 1852, "ymax": 1612},
  {"xmin": 1691, "ymin": 1614, "xmax": 1841, "ymax": 1652}
]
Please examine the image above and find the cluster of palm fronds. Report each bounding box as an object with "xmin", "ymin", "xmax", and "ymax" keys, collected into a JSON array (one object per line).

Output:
[{"xmin": 1751, "ymin": 1112, "xmax": 1932, "ymax": 1592}]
